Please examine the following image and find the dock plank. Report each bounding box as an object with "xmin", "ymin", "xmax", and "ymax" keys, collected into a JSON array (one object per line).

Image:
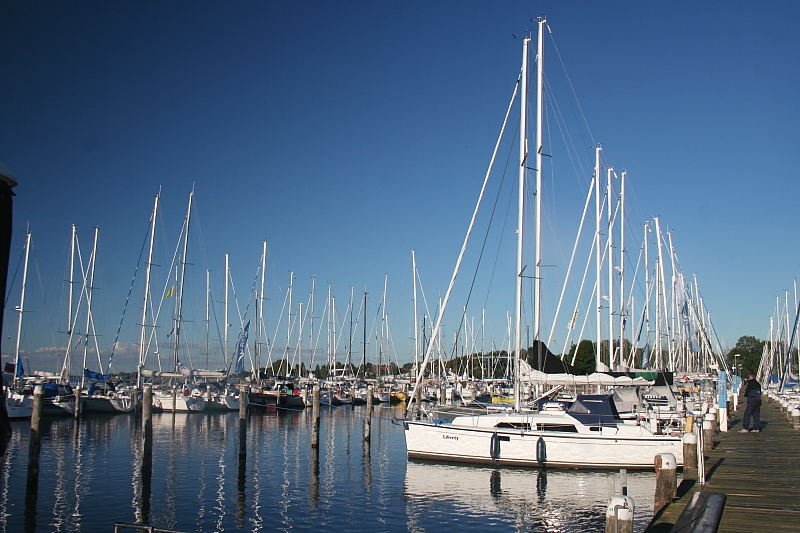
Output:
[{"xmin": 645, "ymin": 399, "xmax": 800, "ymax": 532}]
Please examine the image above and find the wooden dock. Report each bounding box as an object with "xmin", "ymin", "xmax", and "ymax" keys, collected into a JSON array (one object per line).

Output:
[{"xmin": 645, "ymin": 398, "xmax": 800, "ymax": 532}]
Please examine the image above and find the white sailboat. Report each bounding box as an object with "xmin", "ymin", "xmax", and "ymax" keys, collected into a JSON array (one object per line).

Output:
[
  {"xmin": 404, "ymin": 19, "xmax": 683, "ymax": 469},
  {"xmin": 5, "ymin": 230, "xmax": 33, "ymax": 418},
  {"xmin": 139, "ymin": 189, "xmax": 206, "ymax": 412}
]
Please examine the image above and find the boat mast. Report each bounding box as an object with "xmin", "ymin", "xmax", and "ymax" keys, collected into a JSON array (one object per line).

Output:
[
  {"xmin": 533, "ymin": 16, "xmax": 545, "ymax": 372},
  {"xmin": 514, "ymin": 34, "xmax": 529, "ymax": 412},
  {"xmin": 137, "ymin": 192, "xmax": 159, "ymax": 388},
  {"xmin": 594, "ymin": 146, "xmax": 603, "ymax": 371},
  {"xmin": 258, "ymin": 240, "xmax": 267, "ymax": 374},
  {"xmin": 412, "ymin": 250, "xmax": 419, "ymax": 381},
  {"xmin": 607, "ymin": 168, "xmax": 614, "ymax": 369},
  {"xmin": 174, "ymin": 188, "xmax": 193, "ymax": 373},
  {"xmin": 13, "ymin": 230, "xmax": 31, "ymax": 388},
  {"xmin": 619, "ymin": 171, "xmax": 626, "ymax": 363},
  {"xmin": 224, "ymin": 253, "xmax": 229, "ymax": 367},
  {"xmin": 80, "ymin": 226, "xmax": 99, "ymax": 389},
  {"xmin": 643, "ymin": 221, "xmax": 651, "ymax": 368},
  {"xmin": 205, "ymin": 269, "xmax": 210, "ymax": 369}
]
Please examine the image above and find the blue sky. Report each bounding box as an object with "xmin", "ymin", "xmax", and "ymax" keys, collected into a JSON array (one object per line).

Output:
[{"xmin": 1, "ymin": 1, "xmax": 798, "ymax": 374}]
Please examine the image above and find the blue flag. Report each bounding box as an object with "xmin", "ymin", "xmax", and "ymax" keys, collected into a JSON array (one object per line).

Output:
[{"xmin": 235, "ymin": 321, "xmax": 250, "ymax": 374}]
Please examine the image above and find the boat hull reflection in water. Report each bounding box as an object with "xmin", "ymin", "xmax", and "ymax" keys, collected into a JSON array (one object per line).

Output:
[
  {"xmin": 0, "ymin": 404, "xmax": 658, "ymax": 532},
  {"xmin": 405, "ymin": 460, "xmax": 657, "ymax": 532}
]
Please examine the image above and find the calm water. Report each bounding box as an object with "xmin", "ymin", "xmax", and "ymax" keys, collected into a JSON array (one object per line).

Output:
[{"xmin": 0, "ymin": 404, "xmax": 658, "ymax": 532}]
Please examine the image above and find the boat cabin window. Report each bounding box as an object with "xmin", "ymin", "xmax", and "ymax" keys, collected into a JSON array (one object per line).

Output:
[
  {"xmin": 494, "ymin": 422, "xmax": 531, "ymax": 430},
  {"xmin": 536, "ymin": 423, "xmax": 578, "ymax": 433}
]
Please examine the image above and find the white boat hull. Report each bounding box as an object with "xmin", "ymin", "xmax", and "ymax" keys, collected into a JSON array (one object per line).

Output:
[
  {"xmin": 405, "ymin": 404, "xmax": 683, "ymax": 468},
  {"xmin": 153, "ymin": 392, "xmax": 206, "ymax": 412}
]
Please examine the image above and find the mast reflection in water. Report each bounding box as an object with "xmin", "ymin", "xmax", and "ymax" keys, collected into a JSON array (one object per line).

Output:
[{"xmin": 0, "ymin": 404, "xmax": 656, "ymax": 532}]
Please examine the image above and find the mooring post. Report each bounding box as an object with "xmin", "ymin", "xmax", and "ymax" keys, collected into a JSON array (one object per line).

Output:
[
  {"xmin": 74, "ymin": 386, "xmax": 81, "ymax": 418},
  {"xmin": 28, "ymin": 385, "xmax": 44, "ymax": 468},
  {"xmin": 311, "ymin": 386, "xmax": 320, "ymax": 448},
  {"xmin": 364, "ymin": 385, "xmax": 373, "ymax": 442},
  {"xmin": 139, "ymin": 385, "xmax": 153, "ymax": 526},
  {"xmin": 132, "ymin": 386, "xmax": 140, "ymax": 416},
  {"xmin": 682, "ymin": 432, "xmax": 698, "ymax": 479},
  {"xmin": 702, "ymin": 413, "xmax": 714, "ymax": 452},
  {"xmin": 25, "ymin": 384, "xmax": 45, "ymax": 527},
  {"xmin": 605, "ymin": 495, "xmax": 634, "ymax": 533},
  {"xmin": 171, "ymin": 386, "xmax": 177, "ymax": 413},
  {"xmin": 619, "ymin": 468, "xmax": 627, "ymax": 496},
  {"xmin": 239, "ymin": 386, "xmax": 248, "ymax": 456},
  {"xmin": 653, "ymin": 453, "xmax": 677, "ymax": 516},
  {"xmin": 142, "ymin": 385, "xmax": 153, "ymax": 433}
]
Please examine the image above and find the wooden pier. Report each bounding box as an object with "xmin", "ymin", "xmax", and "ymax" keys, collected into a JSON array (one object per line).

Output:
[{"xmin": 645, "ymin": 399, "xmax": 800, "ymax": 532}]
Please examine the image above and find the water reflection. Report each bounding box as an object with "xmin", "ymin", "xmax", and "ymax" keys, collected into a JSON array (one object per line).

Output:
[
  {"xmin": 404, "ymin": 460, "xmax": 656, "ymax": 532},
  {"xmin": 0, "ymin": 403, "xmax": 657, "ymax": 532}
]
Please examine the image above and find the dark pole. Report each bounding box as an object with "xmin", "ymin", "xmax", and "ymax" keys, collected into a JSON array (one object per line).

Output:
[{"xmin": 0, "ymin": 164, "xmax": 17, "ymax": 454}]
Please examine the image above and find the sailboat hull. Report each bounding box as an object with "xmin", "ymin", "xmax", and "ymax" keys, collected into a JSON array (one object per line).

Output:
[{"xmin": 405, "ymin": 420, "xmax": 682, "ymax": 469}]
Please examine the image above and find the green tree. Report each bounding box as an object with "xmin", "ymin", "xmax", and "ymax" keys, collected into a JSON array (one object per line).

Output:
[
  {"xmin": 568, "ymin": 340, "xmax": 596, "ymax": 374},
  {"xmin": 726, "ymin": 335, "xmax": 764, "ymax": 378}
]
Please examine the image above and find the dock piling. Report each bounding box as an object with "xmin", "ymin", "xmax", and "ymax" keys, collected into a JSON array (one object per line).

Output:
[
  {"xmin": 142, "ymin": 385, "xmax": 152, "ymax": 433},
  {"xmin": 25, "ymin": 385, "xmax": 44, "ymax": 531},
  {"xmin": 74, "ymin": 387, "xmax": 81, "ymax": 418},
  {"xmin": 239, "ymin": 387, "xmax": 248, "ymax": 456},
  {"xmin": 311, "ymin": 386, "xmax": 320, "ymax": 448},
  {"xmin": 605, "ymin": 495, "xmax": 634, "ymax": 533},
  {"xmin": 364, "ymin": 386, "xmax": 373, "ymax": 442},
  {"xmin": 653, "ymin": 453, "xmax": 677, "ymax": 516},
  {"xmin": 682, "ymin": 432, "xmax": 698, "ymax": 478}
]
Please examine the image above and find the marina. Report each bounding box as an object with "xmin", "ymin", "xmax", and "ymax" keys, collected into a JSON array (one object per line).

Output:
[{"xmin": 1, "ymin": 4, "xmax": 799, "ymax": 533}]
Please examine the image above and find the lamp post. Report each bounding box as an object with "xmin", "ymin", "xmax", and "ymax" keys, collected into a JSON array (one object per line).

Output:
[{"xmin": 734, "ymin": 354, "xmax": 741, "ymax": 378}]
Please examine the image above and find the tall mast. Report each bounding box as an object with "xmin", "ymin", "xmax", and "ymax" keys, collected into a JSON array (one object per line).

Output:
[
  {"xmin": 643, "ymin": 221, "xmax": 651, "ymax": 368},
  {"xmin": 607, "ymin": 168, "xmax": 614, "ymax": 369},
  {"xmin": 205, "ymin": 269, "xmax": 210, "ymax": 369},
  {"xmin": 619, "ymin": 171, "xmax": 626, "ymax": 363},
  {"xmin": 68, "ymin": 224, "xmax": 76, "ymax": 337},
  {"xmin": 174, "ymin": 188, "xmax": 193, "ymax": 372},
  {"xmin": 13, "ymin": 230, "xmax": 31, "ymax": 388},
  {"xmin": 362, "ymin": 291, "xmax": 367, "ymax": 375},
  {"xmin": 258, "ymin": 240, "xmax": 267, "ymax": 374},
  {"xmin": 654, "ymin": 216, "xmax": 665, "ymax": 369},
  {"xmin": 137, "ymin": 192, "xmax": 159, "ymax": 388},
  {"xmin": 80, "ymin": 226, "xmax": 99, "ymax": 389},
  {"xmin": 412, "ymin": 250, "xmax": 419, "ymax": 378},
  {"xmin": 286, "ymin": 271, "xmax": 294, "ymax": 375},
  {"xmin": 224, "ymin": 253, "xmax": 229, "ymax": 366},
  {"xmin": 594, "ymin": 146, "xmax": 603, "ymax": 370},
  {"xmin": 533, "ymin": 16, "xmax": 545, "ymax": 371},
  {"xmin": 514, "ymin": 35, "xmax": 529, "ymax": 412}
]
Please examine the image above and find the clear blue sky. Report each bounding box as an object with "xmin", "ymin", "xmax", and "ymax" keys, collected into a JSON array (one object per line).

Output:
[{"xmin": 1, "ymin": 1, "xmax": 798, "ymax": 374}]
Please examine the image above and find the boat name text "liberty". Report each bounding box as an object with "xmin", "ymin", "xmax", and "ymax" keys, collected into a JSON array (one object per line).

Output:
[{"xmin": 442, "ymin": 435, "xmax": 459, "ymax": 441}]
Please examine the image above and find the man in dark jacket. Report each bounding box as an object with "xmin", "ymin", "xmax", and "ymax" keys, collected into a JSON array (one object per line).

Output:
[{"xmin": 740, "ymin": 374, "xmax": 762, "ymax": 433}]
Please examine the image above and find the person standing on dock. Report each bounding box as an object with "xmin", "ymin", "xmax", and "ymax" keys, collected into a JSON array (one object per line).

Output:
[{"xmin": 740, "ymin": 374, "xmax": 762, "ymax": 433}]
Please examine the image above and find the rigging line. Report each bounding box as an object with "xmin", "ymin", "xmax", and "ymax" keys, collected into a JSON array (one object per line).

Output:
[
  {"xmin": 547, "ymin": 26, "xmax": 596, "ymax": 149},
  {"xmin": 406, "ymin": 76, "xmax": 520, "ymax": 416},
  {"xmin": 543, "ymin": 72, "xmax": 591, "ymax": 190},
  {"xmin": 548, "ymin": 176, "xmax": 595, "ymax": 351},
  {"xmin": 481, "ymin": 118, "xmax": 519, "ymax": 309},
  {"xmin": 3, "ymin": 241, "xmax": 25, "ymax": 310},
  {"xmin": 107, "ymin": 219, "xmax": 151, "ymax": 370}
]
